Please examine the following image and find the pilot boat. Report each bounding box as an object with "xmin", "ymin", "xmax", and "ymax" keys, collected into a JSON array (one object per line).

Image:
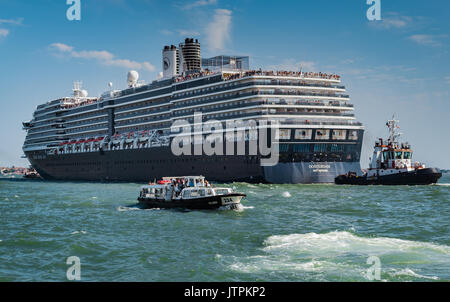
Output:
[
  {"xmin": 138, "ymin": 176, "xmax": 246, "ymax": 209},
  {"xmin": 335, "ymin": 117, "xmax": 442, "ymax": 185}
]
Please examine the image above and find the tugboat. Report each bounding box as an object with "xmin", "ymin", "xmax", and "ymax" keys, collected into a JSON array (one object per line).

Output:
[
  {"xmin": 138, "ymin": 176, "xmax": 246, "ymax": 210},
  {"xmin": 335, "ymin": 117, "xmax": 442, "ymax": 185}
]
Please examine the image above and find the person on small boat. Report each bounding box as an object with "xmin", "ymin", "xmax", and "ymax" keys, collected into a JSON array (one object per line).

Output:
[{"xmin": 138, "ymin": 176, "xmax": 246, "ymax": 210}]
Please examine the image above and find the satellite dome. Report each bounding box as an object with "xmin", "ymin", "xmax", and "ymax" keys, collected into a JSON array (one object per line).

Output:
[
  {"xmin": 127, "ymin": 70, "xmax": 139, "ymax": 86},
  {"xmin": 80, "ymin": 90, "xmax": 88, "ymax": 97}
]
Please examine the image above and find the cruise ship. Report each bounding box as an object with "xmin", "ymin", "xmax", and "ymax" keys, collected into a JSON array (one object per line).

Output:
[{"xmin": 22, "ymin": 38, "xmax": 364, "ymax": 183}]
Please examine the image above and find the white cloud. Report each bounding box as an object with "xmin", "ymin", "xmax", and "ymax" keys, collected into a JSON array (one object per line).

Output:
[
  {"xmin": 51, "ymin": 43, "xmax": 74, "ymax": 52},
  {"xmin": 205, "ymin": 9, "xmax": 232, "ymax": 51},
  {"xmin": 0, "ymin": 28, "xmax": 9, "ymax": 38},
  {"xmin": 408, "ymin": 34, "xmax": 448, "ymax": 47},
  {"xmin": 374, "ymin": 13, "xmax": 412, "ymax": 29},
  {"xmin": 182, "ymin": 0, "xmax": 217, "ymax": 10},
  {"xmin": 367, "ymin": 12, "xmax": 428, "ymax": 31},
  {"xmin": 50, "ymin": 43, "xmax": 155, "ymax": 71}
]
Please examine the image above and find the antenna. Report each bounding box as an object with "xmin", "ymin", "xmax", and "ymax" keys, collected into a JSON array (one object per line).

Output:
[
  {"xmin": 386, "ymin": 114, "xmax": 401, "ymax": 146},
  {"xmin": 73, "ymin": 81, "xmax": 83, "ymax": 97}
]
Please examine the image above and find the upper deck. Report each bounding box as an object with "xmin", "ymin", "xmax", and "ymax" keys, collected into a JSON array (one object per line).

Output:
[{"xmin": 23, "ymin": 68, "xmax": 361, "ymax": 152}]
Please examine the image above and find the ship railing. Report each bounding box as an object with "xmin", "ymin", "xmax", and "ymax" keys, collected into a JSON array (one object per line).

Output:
[
  {"xmin": 172, "ymin": 100, "xmax": 353, "ymax": 118},
  {"xmin": 115, "ymin": 114, "xmax": 171, "ymax": 128},
  {"xmin": 115, "ymin": 106, "xmax": 171, "ymax": 120},
  {"xmin": 171, "ymin": 81, "xmax": 346, "ymax": 102},
  {"xmin": 173, "ymin": 89, "xmax": 350, "ymax": 109},
  {"xmin": 223, "ymin": 70, "xmax": 341, "ymax": 81}
]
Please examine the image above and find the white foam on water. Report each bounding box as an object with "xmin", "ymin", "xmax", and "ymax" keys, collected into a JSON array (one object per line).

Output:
[
  {"xmin": 234, "ymin": 204, "xmax": 255, "ymax": 212},
  {"xmin": 241, "ymin": 205, "xmax": 254, "ymax": 209},
  {"xmin": 282, "ymin": 191, "xmax": 291, "ymax": 198},
  {"xmin": 116, "ymin": 206, "xmax": 160, "ymax": 212},
  {"xmin": 71, "ymin": 230, "xmax": 87, "ymax": 235},
  {"xmin": 223, "ymin": 231, "xmax": 450, "ymax": 280},
  {"xmin": 14, "ymin": 195, "xmax": 19, "ymax": 198},
  {"xmin": 388, "ymin": 268, "xmax": 439, "ymax": 280},
  {"xmin": 91, "ymin": 197, "xmax": 98, "ymax": 199},
  {"xmin": 264, "ymin": 231, "xmax": 450, "ymax": 256},
  {"xmin": 4, "ymin": 198, "xmax": 9, "ymax": 201},
  {"xmin": 218, "ymin": 204, "xmax": 247, "ymax": 212},
  {"xmin": 436, "ymin": 183, "xmax": 450, "ymax": 186}
]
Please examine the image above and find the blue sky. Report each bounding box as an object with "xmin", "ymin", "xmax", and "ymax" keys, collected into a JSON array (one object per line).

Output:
[{"xmin": 0, "ymin": 0, "xmax": 449, "ymax": 168}]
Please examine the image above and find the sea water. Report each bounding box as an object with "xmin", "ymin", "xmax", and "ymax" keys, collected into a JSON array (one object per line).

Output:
[{"xmin": 0, "ymin": 173, "xmax": 448, "ymax": 281}]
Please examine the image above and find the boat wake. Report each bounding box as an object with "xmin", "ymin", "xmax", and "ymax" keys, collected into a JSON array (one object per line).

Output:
[
  {"xmin": 219, "ymin": 231, "xmax": 449, "ymax": 281},
  {"xmin": 218, "ymin": 203, "xmax": 253, "ymax": 212},
  {"xmin": 116, "ymin": 205, "xmax": 161, "ymax": 212}
]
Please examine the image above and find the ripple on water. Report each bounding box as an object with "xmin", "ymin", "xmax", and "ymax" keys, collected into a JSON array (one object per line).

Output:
[{"xmin": 1, "ymin": 176, "xmax": 449, "ymax": 281}]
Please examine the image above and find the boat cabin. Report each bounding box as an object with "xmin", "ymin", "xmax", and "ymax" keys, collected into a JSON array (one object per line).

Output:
[
  {"xmin": 140, "ymin": 175, "xmax": 233, "ymax": 202},
  {"xmin": 139, "ymin": 185, "xmax": 167, "ymax": 200}
]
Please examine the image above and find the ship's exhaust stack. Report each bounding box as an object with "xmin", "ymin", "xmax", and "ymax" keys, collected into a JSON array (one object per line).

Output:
[
  {"xmin": 179, "ymin": 38, "xmax": 201, "ymax": 73},
  {"xmin": 162, "ymin": 45, "xmax": 179, "ymax": 79}
]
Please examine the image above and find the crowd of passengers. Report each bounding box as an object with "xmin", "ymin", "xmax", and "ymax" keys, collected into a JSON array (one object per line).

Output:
[
  {"xmin": 167, "ymin": 178, "xmax": 212, "ymax": 198},
  {"xmin": 174, "ymin": 70, "xmax": 218, "ymax": 83},
  {"xmin": 61, "ymin": 98, "xmax": 99, "ymax": 110},
  {"xmin": 174, "ymin": 69, "xmax": 341, "ymax": 84},
  {"xmin": 224, "ymin": 70, "xmax": 341, "ymax": 81}
]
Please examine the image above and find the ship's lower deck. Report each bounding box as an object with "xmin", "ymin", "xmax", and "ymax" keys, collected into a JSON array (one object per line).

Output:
[{"xmin": 26, "ymin": 145, "xmax": 362, "ymax": 184}]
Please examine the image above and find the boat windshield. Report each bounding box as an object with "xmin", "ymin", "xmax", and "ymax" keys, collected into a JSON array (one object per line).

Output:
[
  {"xmin": 403, "ymin": 151, "xmax": 412, "ymax": 159},
  {"xmin": 215, "ymin": 188, "xmax": 231, "ymax": 195}
]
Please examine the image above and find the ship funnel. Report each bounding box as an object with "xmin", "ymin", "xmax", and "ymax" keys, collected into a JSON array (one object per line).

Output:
[
  {"xmin": 162, "ymin": 44, "xmax": 179, "ymax": 79},
  {"xmin": 179, "ymin": 37, "xmax": 201, "ymax": 73}
]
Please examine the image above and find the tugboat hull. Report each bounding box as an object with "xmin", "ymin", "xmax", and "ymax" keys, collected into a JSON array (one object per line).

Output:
[
  {"xmin": 335, "ymin": 168, "xmax": 442, "ymax": 185},
  {"xmin": 138, "ymin": 193, "xmax": 246, "ymax": 210}
]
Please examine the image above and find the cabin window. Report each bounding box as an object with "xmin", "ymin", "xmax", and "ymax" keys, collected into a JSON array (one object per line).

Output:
[
  {"xmin": 183, "ymin": 190, "xmax": 190, "ymax": 198},
  {"xmin": 332, "ymin": 130, "xmax": 347, "ymax": 140},
  {"xmin": 404, "ymin": 152, "xmax": 412, "ymax": 159},
  {"xmin": 395, "ymin": 151, "xmax": 403, "ymax": 159},
  {"xmin": 295, "ymin": 129, "xmax": 312, "ymax": 140},
  {"xmin": 348, "ymin": 130, "xmax": 358, "ymax": 140},
  {"xmin": 277, "ymin": 129, "xmax": 291, "ymax": 140},
  {"xmin": 315, "ymin": 130, "xmax": 330, "ymax": 140}
]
